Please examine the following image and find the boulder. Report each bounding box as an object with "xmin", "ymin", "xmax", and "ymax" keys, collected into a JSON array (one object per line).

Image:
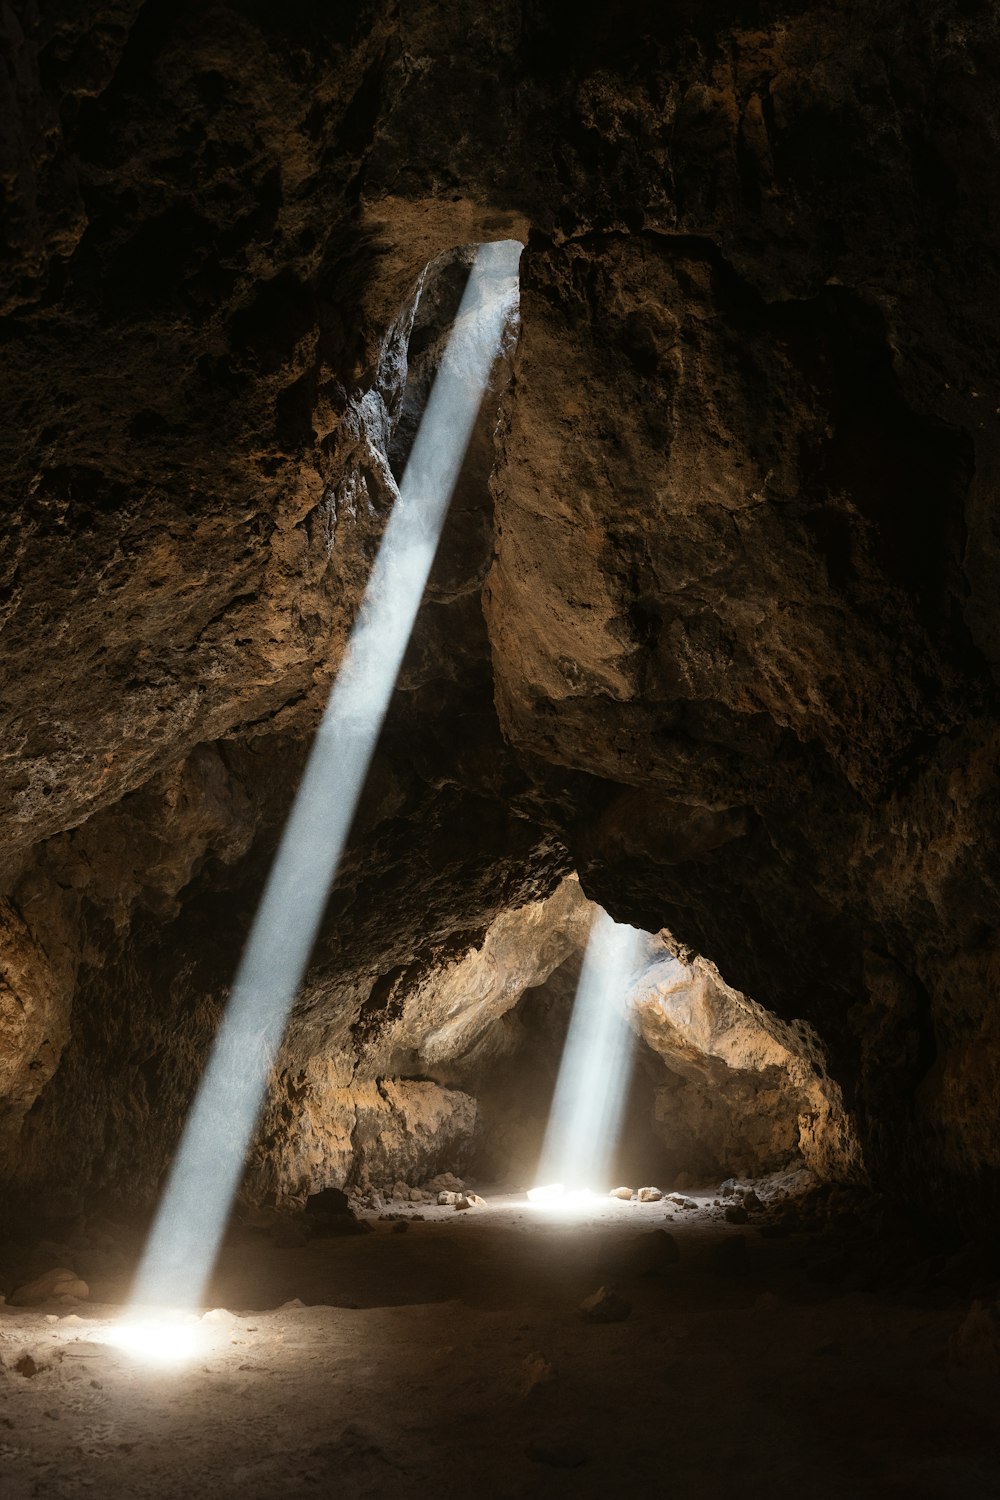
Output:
[
  {"xmin": 426, "ymin": 1173, "xmax": 465, "ymax": 1194},
  {"xmin": 10, "ymin": 1268, "xmax": 89, "ymax": 1306}
]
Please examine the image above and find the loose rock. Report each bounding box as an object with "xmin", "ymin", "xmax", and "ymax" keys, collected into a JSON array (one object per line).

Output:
[
  {"xmin": 426, "ymin": 1173, "xmax": 464, "ymax": 1194},
  {"xmin": 580, "ymin": 1285, "xmax": 631, "ymax": 1323},
  {"xmin": 305, "ymin": 1187, "xmax": 350, "ymax": 1216},
  {"xmin": 609, "ymin": 1187, "xmax": 634, "ymax": 1200},
  {"xmin": 522, "ymin": 1352, "xmax": 557, "ymax": 1394},
  {"xmin": 10, "ymin": 1269, "xmax": 89, "ymax": 1307},
  {"xmin": 637, "ymin": 1186, "xmax": 662, "ymax": 1203},
  {"xmin": 949, "ymin": 1301, "xmax": 1000, "ymax": 1375}
]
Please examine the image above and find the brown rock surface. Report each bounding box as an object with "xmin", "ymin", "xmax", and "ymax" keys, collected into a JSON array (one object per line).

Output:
[
  {"xmin": 0, "ymin": 0, "xmax": 999, "ymax": 1237},
  {"xmin": 9, "ymin": 1266, "xmax": 88, "ymax": 1306},
  {"xmin": 631, "ymin": 947, "xmax": 861, "ymax": 1184}
]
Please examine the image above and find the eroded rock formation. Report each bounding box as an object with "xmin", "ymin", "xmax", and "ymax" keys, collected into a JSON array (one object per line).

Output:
[{"xmin": 2, "ymin": 0, "xmax": 999, "ymax": 1234}]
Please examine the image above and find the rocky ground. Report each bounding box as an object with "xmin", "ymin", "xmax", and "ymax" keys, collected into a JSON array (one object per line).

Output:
[{"xmin": 1, "ymin": 1175, "xmax": 998, "ymax": 1499}]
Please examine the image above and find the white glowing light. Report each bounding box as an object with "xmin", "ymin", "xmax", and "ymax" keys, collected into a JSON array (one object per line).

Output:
[
  {"xmin": 526, "ymin": 1183, "xmax": 565, "ymax": 1202},
  {"xmin": 103, "ymin": 1316, "xmax": 202, "ymax": 1366},
  {"xmin": 525, "ymin": 1185, "xmax": 598, "ymax": 1218},
  {"xmin": 535, "ymin": 909, "xmax": 647, "ymax": 1194},
  {"xmin": 131, "ymin": 240, "xmax": 523, "ymax": 1311}
]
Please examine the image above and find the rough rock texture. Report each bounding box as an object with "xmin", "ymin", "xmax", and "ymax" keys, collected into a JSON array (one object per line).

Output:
[
  {"xmin": 2, "ymin": 1, "xmax": 1000, "ymax": 1233},
  {"xmin": 631, "ymin": 949, "xmax": 860, "ymax": 1184},
  {"xmin": 253, "ymin": 877, "xmax": 591, "ymax": 1202}
]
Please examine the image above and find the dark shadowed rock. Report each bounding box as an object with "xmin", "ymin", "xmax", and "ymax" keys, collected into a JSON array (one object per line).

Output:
[{"xmin": 580, "ymin": 1286, "xmax": 632, "ymax": 1324}]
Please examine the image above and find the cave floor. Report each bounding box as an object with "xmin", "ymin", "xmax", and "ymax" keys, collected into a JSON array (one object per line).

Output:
[{"xmin": 1, "ymin": 1191, "xmax": 997, "ymax": 1499}]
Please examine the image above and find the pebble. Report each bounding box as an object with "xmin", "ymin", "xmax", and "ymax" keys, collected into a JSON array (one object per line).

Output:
[
  {"xmin": 950, "ymin": 1301, "xmax": 1000, "ymax": 1375},
  {"xmin": 580, "ymin": 1285, "xmax": 632, "ymax": 1323},
  {"xmin": 521, "ymin": 1352, "xmax": 557, "ymax": 1393}
]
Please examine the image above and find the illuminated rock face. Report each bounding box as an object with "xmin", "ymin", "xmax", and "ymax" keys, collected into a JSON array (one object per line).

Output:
[
  {"xmin": 630, "ymin": 951, "xmax": 861, "ymax": 1186},
  {"xmin": 1, "ymin": 2, "xmax": 1000, "ymax": 1226}
]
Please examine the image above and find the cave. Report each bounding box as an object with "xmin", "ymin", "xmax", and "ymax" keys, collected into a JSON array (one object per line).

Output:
[{"xmin": 2, "ymin": 1, "xmax": 1000, "ymax": 1495}]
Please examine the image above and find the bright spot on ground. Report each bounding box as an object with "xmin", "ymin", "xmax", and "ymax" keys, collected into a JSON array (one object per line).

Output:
[
  {"xmin": 526, "ymin": 1183, "xmax": 565, "ymax": 1202},
  {"xmin": 102, "ymin": 1315, "xmax": 202, "ymax": 1366},
  {"xmin": 526, "ymin": 1184, "xmax": 595, "ymax": 1206}
]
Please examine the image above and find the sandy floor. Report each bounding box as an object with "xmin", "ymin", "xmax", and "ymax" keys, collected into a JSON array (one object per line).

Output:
[{"xmin": 1, "ymin": 1190, "xmax": 998, "ymax": 1499}]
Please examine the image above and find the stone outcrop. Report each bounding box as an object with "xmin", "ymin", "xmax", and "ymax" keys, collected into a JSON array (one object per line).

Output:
[
  {"xmin": 1, "ymin": 1, "xmax": 999, "ymax": 1232},
  {"xmin": 631, "ymin": 949, "xmax": 861, "ymax": 1185}
]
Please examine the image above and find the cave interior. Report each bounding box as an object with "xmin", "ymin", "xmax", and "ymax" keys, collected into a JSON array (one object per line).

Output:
[{"xmin": 2, "ymin": 1, "xmax": 1000, "ymax": 1496}]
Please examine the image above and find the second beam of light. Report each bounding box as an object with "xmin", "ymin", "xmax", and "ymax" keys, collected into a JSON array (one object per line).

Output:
[
  {"xmin": 130, "ymin": 239, "xmax": 522, "ymax": 1314},
  {"xmin": 531, "ymin": 909, "xmax": 646, "ymax": 1205}
]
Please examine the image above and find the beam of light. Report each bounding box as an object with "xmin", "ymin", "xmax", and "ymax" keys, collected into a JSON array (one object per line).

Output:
[
  {"xmin": 130, "ymin": 239, "xmax": 522, "ymax": 1312},
  {"xmin": 533, "ymin": 909, "xmax": 647, "ymax": 1198}
]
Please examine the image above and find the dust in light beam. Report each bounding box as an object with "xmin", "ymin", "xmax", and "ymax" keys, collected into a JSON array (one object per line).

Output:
[{"xmin": 130, "ymin": 240, "xmax": 522, "ymax": 1311}]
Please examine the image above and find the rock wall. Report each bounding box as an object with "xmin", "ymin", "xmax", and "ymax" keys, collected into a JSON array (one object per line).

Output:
[
  {"xmin": 1, "ymin": 1, "xmax": 999, "ymax": 1231},
  {"xmin": 257, "ymin": 878, "xmax": 855, "ymax": 1203},
  {"xmin": 631, "ymin": 949, "xmax": 861, "ymax": 1185}
]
